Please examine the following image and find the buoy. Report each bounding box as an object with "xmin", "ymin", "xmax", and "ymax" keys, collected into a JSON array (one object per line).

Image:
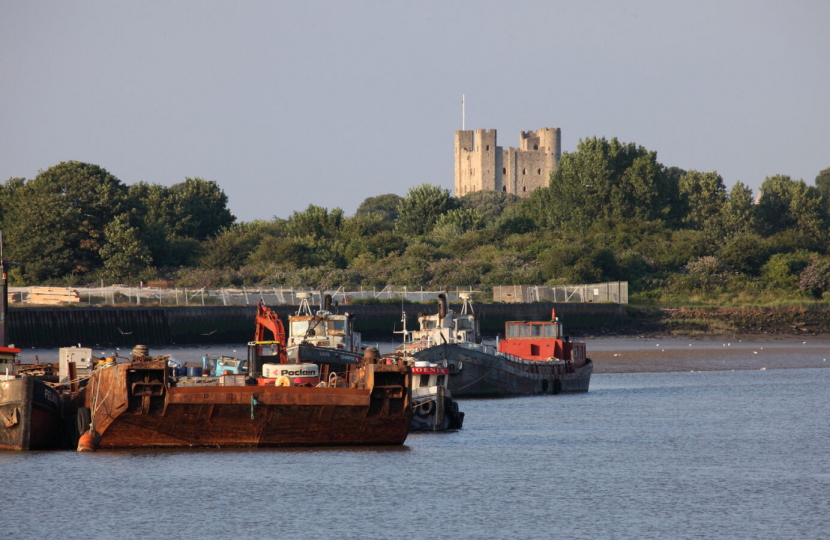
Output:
[
  {"xmin": 275, "ymin": 375, "xmax": 292, "ymax": 387},
  {"xmin": 77, "ymin": 430, "xmax": 101, "ymax": 452}
]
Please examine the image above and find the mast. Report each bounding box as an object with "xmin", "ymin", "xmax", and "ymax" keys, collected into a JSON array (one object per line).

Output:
[{"xmin": 0, "ymin": 232, "xmax": 7, "ymax": 347}]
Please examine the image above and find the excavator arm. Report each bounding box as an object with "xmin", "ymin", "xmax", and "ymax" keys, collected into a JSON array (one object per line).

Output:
[{"xmin": 254, "ymin": 301, "xmax": 288, "ymax": 363}]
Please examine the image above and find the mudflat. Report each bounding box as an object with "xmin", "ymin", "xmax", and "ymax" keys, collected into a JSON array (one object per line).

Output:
[{"xmin": 589, "ymin": 335, "xmax": 830, "ymax": 373}]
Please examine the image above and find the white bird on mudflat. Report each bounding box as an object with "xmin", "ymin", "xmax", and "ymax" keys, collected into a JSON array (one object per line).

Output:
[
  {"xmin": 753, "ymin": 351, "xmax": 758, "ymax": 354},
  {"xmin": 760, "ymin": 367, "xmax": 766, "ymax": 371}
]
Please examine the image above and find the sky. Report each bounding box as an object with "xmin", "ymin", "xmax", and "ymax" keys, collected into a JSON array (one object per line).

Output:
[{"xmin": 1, "ymin": 1, "xmax": 828, "ymax": 222}]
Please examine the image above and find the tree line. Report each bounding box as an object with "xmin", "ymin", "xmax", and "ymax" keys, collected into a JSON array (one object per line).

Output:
[{"xmin": 4, "ymin": 145, "xmax": 830, "ymax": 304}]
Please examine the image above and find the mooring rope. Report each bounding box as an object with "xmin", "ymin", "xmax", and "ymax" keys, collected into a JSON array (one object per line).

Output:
[{"xmin": 455, "ymin": 366, "xmax": 499, "ymax": 392}]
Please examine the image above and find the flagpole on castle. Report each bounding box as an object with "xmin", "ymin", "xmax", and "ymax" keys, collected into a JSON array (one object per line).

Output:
[{"xmin": 462, "ymin": 94, "xmax": 465, "ymax": 131}]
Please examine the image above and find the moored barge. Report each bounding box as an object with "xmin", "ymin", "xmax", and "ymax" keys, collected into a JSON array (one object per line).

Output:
[
  {"xmin": 405, "ymin": 294, "xmax": 592, "ymax": 398},
  {"xmin": 77, "ymin": 354, "xmax": 412, "ymax": 449},
  {"xmin": 0, "ymin": 347, "xmax": 65, "ymax": 451}
]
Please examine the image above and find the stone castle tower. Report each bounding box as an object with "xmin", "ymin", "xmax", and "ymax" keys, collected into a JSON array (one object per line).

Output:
[{"xmin": 454, "ymin": 127, "xmax": 561, "ymax": 198}]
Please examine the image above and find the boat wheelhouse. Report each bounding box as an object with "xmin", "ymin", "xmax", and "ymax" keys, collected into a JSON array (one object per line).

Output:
[
  {"xmin": 287, "ymin": 293, "xmax": 361, "ymax": 352},
  {"xmin": 401, "ymin": 292, "xmax": 480, "ymax": 351},
  {"xmin": 499, "ymin": 311, "xmax": 587, "ymax": 364}
]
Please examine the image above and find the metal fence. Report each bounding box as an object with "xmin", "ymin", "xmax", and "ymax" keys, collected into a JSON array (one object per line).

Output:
[
  {"xmin": 492, "ymin": 282, "xmax": 628, "ymax": 304},
  {"xmin": 8, "ymin": 285, "xmax": 480, "ymax": 307},
  {"xmin": 9, "ymin": 282, "xmax": 627, "ymax": 306}
]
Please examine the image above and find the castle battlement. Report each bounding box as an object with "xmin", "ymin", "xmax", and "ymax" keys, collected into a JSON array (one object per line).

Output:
[{"xmin": 454, "ymin": 127, "xmax": 561, "ymax": 198}]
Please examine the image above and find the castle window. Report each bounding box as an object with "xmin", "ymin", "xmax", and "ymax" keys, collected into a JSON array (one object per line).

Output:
[
  {"xmin": 486, "ymin": 145, "xmax": 490, "ymax": 151},
  {"xmin": 502, "ymin": 186, "xmax": 506, "ymax": 192},
  {"xmin": 503, "ymin": 167, "xmax": 507, "ymax": 174},
  {"xmin": 523, "ymin": 186, "xmax": 527, "ymax": 192},
  {"xmin": 538, "ymin": 169, "xmax": 541, "ymax": 174},
  {"xmin": 533, "ymin": 144, "xmax": 538, "ymax": 150},
  {"xmin": 522, "ymin": 168, "xmax": 526, "ymax": 175}
]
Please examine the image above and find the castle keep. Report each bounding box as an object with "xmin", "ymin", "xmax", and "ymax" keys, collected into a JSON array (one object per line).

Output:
[{"xmin": 454, "ymin": 128, "xmax": 561, "ymax": 197}]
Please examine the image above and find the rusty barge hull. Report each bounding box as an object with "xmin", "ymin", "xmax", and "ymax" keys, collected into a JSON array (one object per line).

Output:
[
  {"xmin": 83, "ymin": 361, "xmax": 411, "ymax": 449},
  {"xmin": 0, "ymin": 376, "xmax": 64, "ymax": 451},
  {"xmin": 413, "ymin": 345, "xmax": 592, "ymax": 398}
]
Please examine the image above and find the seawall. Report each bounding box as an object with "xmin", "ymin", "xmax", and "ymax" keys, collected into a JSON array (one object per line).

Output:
[{"xmin": 8, "ymin": 303, "xmax": 623, "ymax": 348}]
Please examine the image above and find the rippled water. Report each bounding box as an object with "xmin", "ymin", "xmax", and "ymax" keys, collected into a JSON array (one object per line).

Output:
[{"xmin": 1, "ymin": 368, "xmax": 828, "ymax": 539}]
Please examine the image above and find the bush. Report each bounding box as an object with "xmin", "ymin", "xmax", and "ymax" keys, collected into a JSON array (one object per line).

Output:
[
  {"xmin": 718, "ymin": 233, "xmax": 767, "ymax": 275},
  {"xmin": 798, "ymin": 258, "xmax": 830, "ymax": 298},
  {"xmin": 761, "ymin": 251, "xmax": 814, "ymax": 290}
]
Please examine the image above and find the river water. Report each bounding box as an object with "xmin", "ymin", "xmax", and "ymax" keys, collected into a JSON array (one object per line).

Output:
[{"xmin": 2, "ymin": 360, "xmax": 828, "ymax": 539}]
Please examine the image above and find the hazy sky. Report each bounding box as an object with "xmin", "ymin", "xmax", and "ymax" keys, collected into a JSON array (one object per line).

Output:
[{"xmin": 2, "ymin": 1, "xmax": 828, "ymax": 222}]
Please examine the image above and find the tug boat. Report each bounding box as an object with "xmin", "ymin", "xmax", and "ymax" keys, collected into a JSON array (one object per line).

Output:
[
  {"xmin": 406, "ymin": 294, "xmax": 592, "ymax": 398},
  {"xmin": 394, "ymin": 311, "xmax": 464, "ymax": 431},
  {"xmin": 406, "ymin": 359, "xmax": 464, "ymax": 431}
]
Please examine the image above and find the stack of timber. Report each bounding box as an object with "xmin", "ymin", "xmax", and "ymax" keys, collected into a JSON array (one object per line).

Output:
[{"xmin": 24, "ymin": 287, "xmax": 81, "ymax": 305}]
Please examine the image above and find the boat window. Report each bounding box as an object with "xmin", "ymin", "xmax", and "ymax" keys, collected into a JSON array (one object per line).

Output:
[
  {"xmin": 532, "ymin": 324, "xmax": 543, "ymax": 337},
  {"xmin": 544, "ymin": 324, "xmax": 556, "ymax": 337},
  {"xmin": 419, "ymin": 375, "xmax": 430, "ymax": 387},
  {"xmin": 327, "ymin": 319, "xmax": 346, "ymax": 333},
  {"xmin": 507, "ymin": 325, "xmax": 518, "ymax": 337},
  {"xmin": 291, "ymin": 321, "xmax": 309, "ymax": 335},
  {"xmin": 424, "ymin": 320, "xmax": 437, "ymax": 329},
  {"xmin": 519, "ymin": 325, "xmax": 530, "ymax": 337},
  {"xmin": 457, "ymin": 319, "xmax": 473, "ymax": 330}
]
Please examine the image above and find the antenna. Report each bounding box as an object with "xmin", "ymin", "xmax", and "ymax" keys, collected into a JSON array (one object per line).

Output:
[{"xmin": 462, "ymin": 94, "xmax": 465, "ymax": 130}]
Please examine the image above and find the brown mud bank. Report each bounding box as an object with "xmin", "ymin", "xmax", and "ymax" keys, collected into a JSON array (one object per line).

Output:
[
  {"xmin": 590, "ymin": 337, "xmax": 830, "ymax": 374},
  {"xmin": 607, "ymin": 306, "xmax": 830, "ymax": 337}
]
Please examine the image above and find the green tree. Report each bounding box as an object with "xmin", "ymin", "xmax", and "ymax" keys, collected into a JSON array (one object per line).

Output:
[
  {"xmin": 355, "ymin": 194, "xmax": 403, "ymax": 222},
  {"xmin": 2, "ymin": 161, "xmax": 128, "ymax": 281},
  {"xmin": 434, "ymin": 208, "xmax": 486, "ymax": 233},
  {"xmin": 164, "ymin": 178, "xmax": 235, "ymax": 240},
  {"xmin": 458, "ymin": 190, "xmax": 521, "ymax": 224},
  {"xmin": 99, "ymin": 214, "xmax": 152, "ymax": 280},
  {"xmin": 289, "ymin": 205, "xmax": 344, "ymax": 239},
  {"xmin": 755, "ymin": 175, "xmax": 828, "ymax": 240},
  {"xmin": 678, "ymin": 170, "xmax": 726, "ymax": 229},
  {"xmin": 545, "ymin": 137, "xmax": 674, "ymax": 231},
  {"xmin": 199, "ymin": 223, "xmax": 266, "ymax": 270},
  {"xmin": 719, "ymin": 181, "xmax": 755, "ymax": 236},
  {"xmin": 394, "ymin": 184, "xmax": 457, "ymax": 237},
  {"xmin": 128, "ymin": 178, "xmax": 234, "ymax": 266},
  {"xmin": 0, "ymin": 177, "xmax": 25, "ymax": 224},
  {"xmin": 815, "ymin": 168, "xmax": 830, "ymax": 208}
]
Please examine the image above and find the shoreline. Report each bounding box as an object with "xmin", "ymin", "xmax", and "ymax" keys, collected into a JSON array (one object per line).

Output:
[
  {"xmin": 16, "ymin": 334, "xmax": 830, "ymax": 376},
  {"xmin": 588, "ymin": 335, "xmax": 830, "ymax": 374}
]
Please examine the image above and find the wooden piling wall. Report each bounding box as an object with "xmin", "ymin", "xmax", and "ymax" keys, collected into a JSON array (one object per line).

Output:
[{"xmin": 8, "ymin": 303, "xmax": 623, "ymax": 347}]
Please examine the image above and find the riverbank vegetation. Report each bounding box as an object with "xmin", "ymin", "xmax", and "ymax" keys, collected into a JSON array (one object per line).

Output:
[{"xmin": 3, "ymin": 144, "xmax": 830, "ymax": 307}]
